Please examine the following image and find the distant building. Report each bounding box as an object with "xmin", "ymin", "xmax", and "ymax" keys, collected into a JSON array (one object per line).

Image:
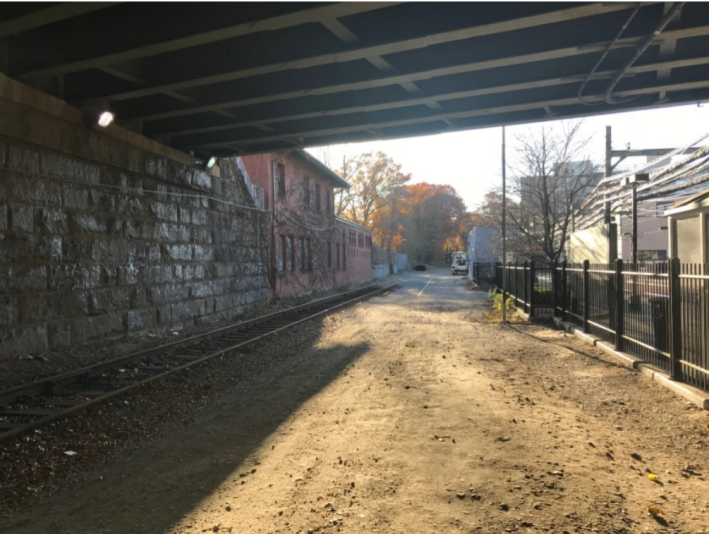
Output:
[
  {"xmin": 615, "ymin": 196, "xmax": 691, "ymax": 262},
  {"xmin": 467, "ymin": 226, "xmax": 502, "ymax": 264},
  {"xmin": 240, "ymin": 151, "xmax": 372, "ymax": 297},
  {"xmin": 666, "ymin": 188, "xmax": 709, "ymax": 264}
]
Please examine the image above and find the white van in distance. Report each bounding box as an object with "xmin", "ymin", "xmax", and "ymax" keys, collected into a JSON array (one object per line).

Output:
[{"xmin": 451, "ymin": 252, "xmax": 468, "ymax": 275}]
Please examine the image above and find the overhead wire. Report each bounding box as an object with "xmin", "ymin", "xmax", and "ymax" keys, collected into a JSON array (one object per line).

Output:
[
  {"xmin": 602, "ymin": 2, "xmax": 685, "ymax": 105},
  {"xmin": 577, "ymin": 3, "xmax": 642, "ymax": 106}
]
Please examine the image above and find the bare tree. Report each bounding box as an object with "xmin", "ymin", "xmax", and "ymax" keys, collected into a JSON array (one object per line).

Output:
[
  {"xmin": 508, "ymin": 121, "xmax": 600, "ymax": 263},
  {"xmin": 334, "ymin": 153, "xmax": 364, "ymax": 217}
]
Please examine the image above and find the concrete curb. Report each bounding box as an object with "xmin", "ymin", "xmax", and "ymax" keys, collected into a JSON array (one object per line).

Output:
[
  {"xmin": 516, "ymin": 310, "xmax": 548, "ymax": 323},
  {"xmin": 552, "ymin": 318, "xmax": 709, "ymax": 410}
]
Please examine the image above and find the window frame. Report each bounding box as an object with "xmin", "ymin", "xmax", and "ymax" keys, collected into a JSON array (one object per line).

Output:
[
  {"xmin": 288, "ymin": 235, "xmax": 295, "ymax": 271},
  {"xmin": 276, "ymin": 163, "xmax": 286, "ymax": 199},
  {"xmin": 279, "ymin": 235, "xmax": 286, "ymax": 272},
  {"xmin": 306, "ymin": 238, "xmax": 312, "ymax": 271}
]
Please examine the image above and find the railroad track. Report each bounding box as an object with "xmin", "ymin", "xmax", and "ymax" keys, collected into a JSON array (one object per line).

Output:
[{"xmin": 0, "ymin": 284, "xmax": 397, "ymax": 443}]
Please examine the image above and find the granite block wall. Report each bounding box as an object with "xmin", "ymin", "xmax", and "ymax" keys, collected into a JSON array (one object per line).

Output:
[{"xmin": 0, "ymin": 139, "xmax": 271, "ymax": 357}]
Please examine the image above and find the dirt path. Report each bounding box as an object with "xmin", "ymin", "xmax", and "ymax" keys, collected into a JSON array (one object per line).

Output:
[{"xmin": 2, "ymin": 268, "xmax": 708, "ymax": 534}]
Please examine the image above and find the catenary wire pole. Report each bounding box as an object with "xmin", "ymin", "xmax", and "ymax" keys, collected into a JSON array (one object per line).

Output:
[{"xmin": 502, "ymin": 125, "xmax": 507, "ymax": 324}]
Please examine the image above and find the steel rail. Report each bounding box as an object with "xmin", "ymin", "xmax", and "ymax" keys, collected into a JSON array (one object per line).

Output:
[{"xmin": 0, "ymin": 284, "xmax": 397, "ymax": 443}]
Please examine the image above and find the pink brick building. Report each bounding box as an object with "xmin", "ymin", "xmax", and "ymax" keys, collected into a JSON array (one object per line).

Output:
[{"xmin": 240, "ymin": 151, "xmax": 372, "ymax": 298}]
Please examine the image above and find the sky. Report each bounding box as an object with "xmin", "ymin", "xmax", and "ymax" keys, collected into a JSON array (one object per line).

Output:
[{"xmin": 307, "ymin": 103, "xmax": 709, "ymax": 212}]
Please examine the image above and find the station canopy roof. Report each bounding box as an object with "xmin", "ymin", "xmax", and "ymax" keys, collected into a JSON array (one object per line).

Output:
[{"xmin": 2, "ymin": 2, "xmax": 709, "ymax": 159}]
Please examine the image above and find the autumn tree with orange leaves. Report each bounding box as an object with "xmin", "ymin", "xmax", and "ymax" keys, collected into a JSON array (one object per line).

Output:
[
  {"xmin": 398, "ymin": 183, "xmax": 468, "ymax": 264},
  {"xmin": 332, "ymin": 152, "xmax": 469, "ymax": 266},
  {"xmin": 337, "ymin": 152, "xmax": 411, "ymax": 227},
  {"xmin": 335, "ymin": 152, "xmax": 411, "ymax": 272}
]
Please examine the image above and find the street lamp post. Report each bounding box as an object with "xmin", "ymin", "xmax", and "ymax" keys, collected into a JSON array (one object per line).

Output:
[
  {"xmin": 622, "ymin": 172, "xmax": 649, "ymax": 311},
  {"xmin": 622, "ymin": 172, "xmax": 650, "ymax": 264},
  {"xmin": 502, "ymin": 126, "xmax": 507, "ymax": 324}
]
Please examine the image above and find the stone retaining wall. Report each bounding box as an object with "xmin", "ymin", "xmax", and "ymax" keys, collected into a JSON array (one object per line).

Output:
[{"xmin": 0, "ymin": 137, "xmax": 271, "ymax": 357}]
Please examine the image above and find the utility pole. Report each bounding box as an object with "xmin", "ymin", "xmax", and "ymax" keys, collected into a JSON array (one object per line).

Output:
[
  {"xmin": 606, "ymin": 124, "xmax": 700, "ymax": 175},
  {"xmin": 501, "ymin": 125, "xmax": 507, "ymax": 324},
  {"xmin": 605, "ymin": 125, "xmax": 612, "ymax": 178},
  {"xmin": 631, "ymin": 183, "xmax": 638, "ymax": 265},
  {"xmin": 623, "ymin": 172, "xmax": 649, "ymax": 310}
]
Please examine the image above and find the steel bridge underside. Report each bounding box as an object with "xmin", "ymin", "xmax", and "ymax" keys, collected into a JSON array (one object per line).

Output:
[{"xmin": 2, "ymin": 2, "xmax": 709, "ymax": 159}]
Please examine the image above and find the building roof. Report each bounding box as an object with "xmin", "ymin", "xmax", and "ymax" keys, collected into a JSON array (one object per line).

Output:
[
  {"xmin": 336, "ymin": 216, "xmax": 371, "ymax": 234},
  {"xmin": 291, "ymin": 150, "xmax": 350, "ymax": 189},
  {"xmin": 665, "ymin": 186, "xmax": 709, "ymax": 216}
]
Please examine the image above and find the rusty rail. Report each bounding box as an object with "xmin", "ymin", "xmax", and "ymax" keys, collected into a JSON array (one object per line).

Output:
[{"xmin": 0, "ymin": 284, "xmax": 397, "ymax": 443}]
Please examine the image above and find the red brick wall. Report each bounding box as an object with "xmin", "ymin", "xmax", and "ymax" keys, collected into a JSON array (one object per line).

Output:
[
  {"xmin": 241, "ymin": 153, "xmax": 372, "ymax": 297},
  {"xmin": 334, "ymin": 218, "xmax": 372, "ymax": 288}
]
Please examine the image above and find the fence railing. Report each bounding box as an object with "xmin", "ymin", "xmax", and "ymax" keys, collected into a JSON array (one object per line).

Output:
[
  {"xmin": 471, "ymin": 262, "xmax": 497, "ymax": 285},
  {"xmin": 496, "ymin": 259, "xmax": 709, "ymax": 393}
]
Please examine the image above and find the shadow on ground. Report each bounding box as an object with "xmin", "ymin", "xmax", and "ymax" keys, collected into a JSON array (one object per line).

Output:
[{"xmin": 1, "ymin": 316, "xmax": 371, "ymax": 534}]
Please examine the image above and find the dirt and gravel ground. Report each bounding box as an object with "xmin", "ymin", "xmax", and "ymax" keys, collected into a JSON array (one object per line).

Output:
[
  {"xmin": 0, "ymin": 281, "xmax": 371, "ymax": 391},
  {"xmin": 2, "ymin": 268, "xmax": 709, "ymax": 534}
]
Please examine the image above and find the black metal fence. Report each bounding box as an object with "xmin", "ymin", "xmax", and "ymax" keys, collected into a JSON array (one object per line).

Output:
[
  {"xmin": 496, "ymin": 259, "xmax": 709, "ymax": 393},
  {"xmin": 496, "ymin": 261, "xmax": 555, "ymax": 317},
  {"xmin": 471, "ymin": 262, "xmax": 497, "ymax": 285}
]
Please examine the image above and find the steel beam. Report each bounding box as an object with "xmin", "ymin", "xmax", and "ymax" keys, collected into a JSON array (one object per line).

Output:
[
  {"xmin": 155, "ymin": 55, "xmax": 709, "ymax": 138},
  {"xmin": 15, "ymin": 3, "xmax": 400, "ymax": 79},
  {"xmin": 182, "ymin": 79, "xmax": 709, "ymax": 150},
  {"xmin": 77, "ymin": 3, "xmax": 636, "ymax": 104},
  {"xmin": 610, "ymin": 147, "xmax": 703, "ymax": 157},
  {"xmin": 122, "ymin": 24, "xmax": 709, "ymax": 125},
  {"xmin": 0, "ymin": 3, "xmax": 117, "ymax": 38}
]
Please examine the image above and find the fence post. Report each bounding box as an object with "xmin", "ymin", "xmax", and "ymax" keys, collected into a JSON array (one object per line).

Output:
[
  {"xmin": 506, "ymin": 263, "xmax": 511, "ymax": 302},
  {"xmin": 529, "ymin": 261, "xmax": 536, "ymax": 318},
  {"xmin": 513, "ymin": 262, "xmax": 518, "ymax": 306},
  {"xmin": 497, "ymin": 262, "xmax": 503, "ymax": 293},
  {"xmin": 668, "ymin": 257, "xmax": 683, "ymax": 381},
  {"xmin": 615, "ymin": 259, "xmax": 624, "ymax": 352},
  {"xmin": 552, "ymin": 261, "xmax": 558, "ymax": 317},
  {"xmin": 561, "ymin": 260, "xmax": 568, "ymax": 322},
  {"xmin": 522, "ymin": 260, "xmax": 529, "ymax": 313},
  {"xmin": 582, "ymin": 260, "xmax": 590, "ymax": 333}
]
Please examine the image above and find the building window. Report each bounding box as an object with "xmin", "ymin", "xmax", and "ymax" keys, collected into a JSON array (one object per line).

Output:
[
  {"xmin": 288, "ymin": 236, "xmax": 295, "ymax": 271},
  {"xmin": 336, "ymin": 243, "xmax": 340, "ymax": 269},
  {"xmin": 637, "ymin": 250, "xmax": 668, "ymax": 262},
  {"xmin": 349, "ymin": 230, "xmax": 356, "ymax": 246},
  {"xmin": 328, "ymin": 241, "xmax": 332, "ymax": 268},
  {"xmin": 343, "ymin": 243, "xmax": 347, "ymax": 270},
  {"xmin": 279, "ymin": 235, "xmax": 286, "ymax": 272},
  {"xmin": 358, "ymin": 233, "xmax": 364, "ymax": 248},
  {"xmin": 298, "ymin": 237, "xmax": 304, "ymax": 271},
  {"xmin": 276, "ymin": 163, "xmax": 286, "ymax": 199},
  {"xmin": 315, "ymin": 183, "xmax": 321, "ymax": 212},
  {"xmin": 303, "ymin": 176, "xmax": 310, "ymax": 207},
  {"xmin": 306, "ymin": 239, "xmax": 312, "ymax": 271},
  {"xmin": 325, "ymin": 190, "xmax": 331, "ymax": 216}
]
